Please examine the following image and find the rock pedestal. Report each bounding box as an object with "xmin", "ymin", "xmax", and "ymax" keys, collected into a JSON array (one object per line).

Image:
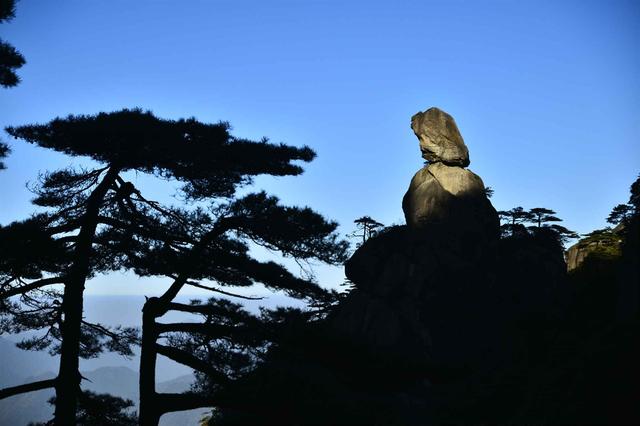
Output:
[{"xmin": 402, "ymin": 162, "xmax": 498, "ymax": 240}]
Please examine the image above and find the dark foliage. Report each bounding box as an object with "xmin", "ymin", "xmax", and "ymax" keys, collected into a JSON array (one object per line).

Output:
[
  {"xmin": 1, "ymin": 109, "xmax": 344, "ymax": 425},
  {"xmin": 0, "ymin": 141, "xmax": 9, "ymax": 169},
  {"xmin": 529, "ymin": 207, "xmax": 562, "ymax": 227},
  {"xmin": 435, "ymin": 174, "xmax": 640, "ymax": 425},
  {"xmin": 608, "ymin": 203, "xmax": 633, "ymax": 225},
  {"xmin": 0, "ymin": 171, "xmax": 140, "ymax": 361},
  {"xmin": 30, "ymin": 391, "xmax": 137, "ymax": 426},
  {"xmin": 0, "ymin": 215, "xmax": 69, "ymax": 279},
  {"xmin": 0, "ymin": 0, "xmax": 16, "ymax": 22},
  {"xmin": 0, "ymin": 0, "xmax": 21, "ymax": 167},
  {"xmin": 0, "ymin": 0, "xmax": 25, "ymax": 88},
  {"xmin": 348, "ymin": 216, "xmax": 384, "ymax": 247},
  {"xmin": 498, "ymin": 206, "xmax": 577, "ymax": 245},
  {"xmin": 137, "ymin": 189, "xmax": 348, "ymax": 423},
  {"xmin": 197, "ymin": 318, "xmax": 433, "ymax": 426},
  {"xmin": 6, "ymin": 109, "xmax": 315, "ymax": 199}
]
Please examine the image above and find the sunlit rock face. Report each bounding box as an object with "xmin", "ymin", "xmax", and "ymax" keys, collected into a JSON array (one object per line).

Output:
[
  {"xmin": 411, "ymin": 107, "xmax": 469, "ymax": 167},
  {"xmin": 403, "ymin": 108, "xmax": 499, "ymax": 240},
  {"xmin": 402, "ymin": 163, "xmax": 494, "ymax": 232}
]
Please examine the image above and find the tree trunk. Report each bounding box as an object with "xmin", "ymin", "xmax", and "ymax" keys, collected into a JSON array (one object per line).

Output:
[
  {"xmin": 139, "ymin": 297, "xmax": 161, "ymax": 426},
  {"xmin": 54, "ymin": 166, "xmax": 120, "ymax": 426},
  {"xmin": 138, "ymin": 218, "xmax": 239, "ymax": 425}
]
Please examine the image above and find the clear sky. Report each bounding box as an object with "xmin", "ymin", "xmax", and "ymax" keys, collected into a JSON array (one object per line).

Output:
[{"xmin": 1, "ymin": 0, "xmax": 638, "ymax": 295}]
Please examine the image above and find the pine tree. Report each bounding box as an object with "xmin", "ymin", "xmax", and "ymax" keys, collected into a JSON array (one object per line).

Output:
[
  {"xmin": 136, "ymin": 192, "xmax": 347, "ymax": 424},
  {"xmin": 0, "ymin": 0, "xmax": 26, "ymax": 168},
  {"xmin": 0, "ymin": 109, "xmax": 345, "ymax": 425},
  {"xmin": 497, "ymin": 206, "xmax": 577, "ymax": 246},
  {"xmin": 0, "ymin": 0, "xmax": 25, "ymax": 88},
  {"xmin": 528, "ymin": 207, "xmax": 562, "ymax": 228},
  {"xmin": 607, "ymin": 204, "xmax": 633, "ymax": 226},
  {"xmin": 350, "ymin": 216, "xmax": 384, "ymax": 247},
  {"xmin": 497, "ymin": 206, "xmax": 534, "ymax": 237}
]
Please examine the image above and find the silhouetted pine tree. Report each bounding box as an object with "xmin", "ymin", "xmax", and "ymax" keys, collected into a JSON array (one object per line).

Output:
[
  {"xmin": 0, "ymin": 0, "xmax": 25, "ymax": 88},
  {"xmin": 607, "ymin": 204, "xmax": 633, "ymax": 226},
  {"xmin": 497, "ymin": 206, "xmax": 534, "ymax": 237},
  {"xmin": 0, "ymin": 109, "xmax": 346, "ymax": 425},
  {"xmin": 349, "ymin": 216, "xmax": 384, "ymax": 247},
  {"xmin": 135, "ymin": 191, "xmax": 348, "ymax": 424},
  {"xmin": 528, "ymin": 207, "xmax": 562, "ymax": 228},
  {"xmin": 0, "ymin": 0, "xmax": 25, "ymax": 168},
  {"xmin": 498, "ymin": 206, "xmax": 577, "ymax": 246}
]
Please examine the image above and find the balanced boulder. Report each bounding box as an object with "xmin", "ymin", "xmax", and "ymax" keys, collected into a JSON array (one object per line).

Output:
[
  {"xmin": 332, "ymin": 107, "xmax": 502, "ymax": 369},
  {"xmin": 404, "ymin": 108, "xmax": 498, "ymax": 241},
  {"xmin": 411, "ymin": 107, "xmax": 469, "ymax": 167}
]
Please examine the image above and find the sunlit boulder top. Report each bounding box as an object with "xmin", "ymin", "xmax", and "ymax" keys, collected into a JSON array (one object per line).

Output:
[{"xmin": 411, "ymin": 107, "xmax": 470, "ymax": 167}]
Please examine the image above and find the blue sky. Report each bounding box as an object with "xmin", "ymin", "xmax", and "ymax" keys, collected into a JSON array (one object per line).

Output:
[{"xmin": 1, "ymin": 0, "xmax": 638, "ymax": 295}]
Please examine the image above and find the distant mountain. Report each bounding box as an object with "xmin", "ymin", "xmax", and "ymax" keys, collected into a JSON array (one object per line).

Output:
[
  {"xmin": 0, "ymin": 366, "xmax": 206, "ymax": 426},
  {"xmin": 0, "ymin": 293, "xmax": 301, "ymax": 425},
  {"xmin": 0, "ymin": 333, "xmax": 191, "ymax": 385},
  {"xmin": 0, "ymin": 337, "xmax": 58, "ymax": 387},
  {"xmin": 83, "ymin": 366, "xmax": 140, "ymax": 402},
  {"xmin": 0, "ymin": 371, "xmax": 56, "ymax": 426}
]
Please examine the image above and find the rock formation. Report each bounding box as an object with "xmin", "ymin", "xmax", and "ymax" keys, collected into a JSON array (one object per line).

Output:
[
  {"xmin": 411, "ymin": 107, "xmax": 470, "ymax": 167},
  {"xmin": 565, "ymin": 225, "xmax": 623, "ymax": 271},
  {"xmin": 211, "ymin": 107, "xmax": 581, "ymax": 426},
  {"xmin": 403, "ymin": 108, "xmax": 499, "ymax": 240},
  {"xmin": 330, "ymin": 107, "xmax": 503, "ymax": 377}
]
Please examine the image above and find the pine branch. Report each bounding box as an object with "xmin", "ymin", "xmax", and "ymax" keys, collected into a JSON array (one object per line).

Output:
[
  {"xmin": 166, "ymin": 301, "xmax": 259, "ymax": 315},
  {"xmin": 157, "ymin": 322, "xmax": 237, "ymax": 337},
  {"xmin": 155, "ymin": 216, "xmax": 243, "ymax": 311},
  {"xmin": 0, "ymin": 378, "xmax": 57, "ymax": 400},
  {"xmin": 0, "ymin": 276, "xmax": 65, "ymax": 299},
  {"xmin": 182, "ymin": 280, "xmax": 263, "ymax": 300},
  {"xmin": 155, "ymin": 344, "xmax": 230, "ymax": 384}
]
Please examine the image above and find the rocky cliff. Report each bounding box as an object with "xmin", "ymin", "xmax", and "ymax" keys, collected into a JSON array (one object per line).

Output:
[
  {"xmin": 209, "ymin": 107, "xmax": 574, "ymax": 426},
  {"xmin": 565, "ymin": 225, "xmax": 623, "ymax": 271}
]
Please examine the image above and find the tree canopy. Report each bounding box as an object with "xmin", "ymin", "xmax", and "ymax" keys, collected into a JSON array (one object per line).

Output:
[
  {"xmin": 607, "ymin": 204, "xmax": 633, "ymax": 226},
  {"xmin": 497, "ymin": 206, "xmax": 577, "ymax": 245},
  {"xmin": 6, "ymin": 109, "xmax": 315, "ymax": 199}
]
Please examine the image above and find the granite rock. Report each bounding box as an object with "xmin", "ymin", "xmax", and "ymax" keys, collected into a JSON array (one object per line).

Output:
[
  {"xmin": 402, "ymin": 163, "xmax": 499, "ymax": 240},
  {"xmin": 411, "ymin": 107, "xmax": 470, "ymax": 167}
]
